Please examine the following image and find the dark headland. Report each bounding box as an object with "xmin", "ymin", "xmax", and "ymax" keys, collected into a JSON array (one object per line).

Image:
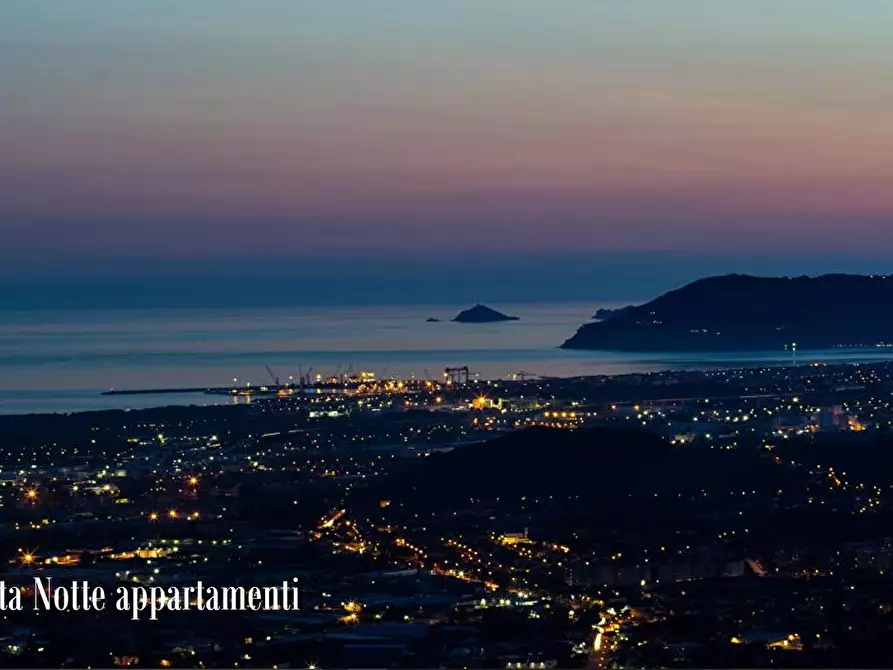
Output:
[
  {"xmin": 593, "ymin": 305, "xmax": 636, "ymax": 320},
  {"xmin": 562, "ymin": 273, "xmax": 893, "ymax": 351},
  {"xmin": 452, "ymin": 303, "xmax": 519, "ymax": 323}
]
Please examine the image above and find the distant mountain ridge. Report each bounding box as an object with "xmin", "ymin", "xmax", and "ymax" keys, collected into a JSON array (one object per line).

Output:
[{"xmin": 562, "ymin": 273, "xmax": 893, "ymax": 351}]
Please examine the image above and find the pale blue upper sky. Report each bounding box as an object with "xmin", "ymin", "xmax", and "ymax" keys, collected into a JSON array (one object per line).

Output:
[{"xmin": 3, "ymin": 1, "xmax": 893, "ymax": 273}]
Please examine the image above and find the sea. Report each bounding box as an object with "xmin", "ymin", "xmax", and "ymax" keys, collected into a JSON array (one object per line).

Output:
[{"xmin": 2, "ymin": 301, "xmax": 893, "ymax": 416}]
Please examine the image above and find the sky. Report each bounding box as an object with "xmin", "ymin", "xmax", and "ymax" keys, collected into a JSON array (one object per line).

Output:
[{"xmin": 3, "ymin": 1, "xmax": 893, "ymax": 299}]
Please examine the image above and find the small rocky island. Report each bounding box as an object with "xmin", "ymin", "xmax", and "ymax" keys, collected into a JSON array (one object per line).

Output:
[
  {"xmin": 452, "ymin": 304, "xmax": 519, "ymax": 323},
  {"xmin": 425, "ymin": 317, "xmax": 440, "ymax": 322}
]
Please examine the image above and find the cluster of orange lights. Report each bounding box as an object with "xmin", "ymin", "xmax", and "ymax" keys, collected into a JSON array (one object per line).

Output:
[
  {"xmin": 471, "ymin": 395, "xmax": 490, "ymax": 409},
  {"xmin": 543, "ymin": 411, "xmax": 579, "ymax": 419}
]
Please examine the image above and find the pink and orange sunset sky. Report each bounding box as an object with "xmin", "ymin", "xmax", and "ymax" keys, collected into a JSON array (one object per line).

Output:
[{"xmin": 3, "ymin": 0, "xmax": 893, "ymax": 270}]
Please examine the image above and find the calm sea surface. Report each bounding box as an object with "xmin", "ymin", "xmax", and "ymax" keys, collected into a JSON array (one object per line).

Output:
[{"xmin": 2, "ymin": 302, "xmax": 892, "ymax": 415}]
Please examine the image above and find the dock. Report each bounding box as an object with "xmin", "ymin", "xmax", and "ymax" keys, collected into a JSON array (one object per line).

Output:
[
  {"xmin": 101, "ymin": 385, "xmax": 347, "ymax": 397},
  {"xmin": 102, "ymin": 387, "xmax": 216, "ymax": 396}
]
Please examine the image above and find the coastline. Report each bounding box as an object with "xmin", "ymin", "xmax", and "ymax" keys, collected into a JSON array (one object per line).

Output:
[
  {"xmin": 4, "ymin": 349, "xmax": 893, "ymax": 417},
  {"xmin": 5, "ymin": 301, "xmax": 893, "ymax": 416}
]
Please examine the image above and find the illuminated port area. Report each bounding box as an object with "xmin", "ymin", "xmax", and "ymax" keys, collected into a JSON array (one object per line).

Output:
[{"xmin": 4, "ymin": 361, "xmax": 893, "ymax": 667}]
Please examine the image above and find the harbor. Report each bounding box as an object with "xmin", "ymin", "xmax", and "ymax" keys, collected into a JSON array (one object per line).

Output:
[{"xmin": 100, "ymin": 367, "xmax": 466, "ymax": 398}]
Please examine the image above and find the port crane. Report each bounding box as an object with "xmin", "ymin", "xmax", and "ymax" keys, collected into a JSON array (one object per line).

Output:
[
  {"xmin": 297, "ymin": 365, "xmax": 315, "ymax": 388},
  {"xmin": 445, "ymin": 366, "xmax": 470, "ymax": 385},
  {"xmin": 296, "ymin": 366, "xmax": 314, "ymax": 387},
  {"xmin": 265, "ymin": 365, "xmax": 280, "ymax": 387}
]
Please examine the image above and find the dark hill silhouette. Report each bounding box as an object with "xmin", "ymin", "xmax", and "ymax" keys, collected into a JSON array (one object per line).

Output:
[
  {"xmin": 562, "ymin": 273, "xmax": 893, "ymax": 351},
  {"xmin": 452, "ymin": 304, "xmax": 519, "ymax": 323},
  {"xmin": 351, "ymin": 427, "xmax": 793, "ymax": 526}
]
